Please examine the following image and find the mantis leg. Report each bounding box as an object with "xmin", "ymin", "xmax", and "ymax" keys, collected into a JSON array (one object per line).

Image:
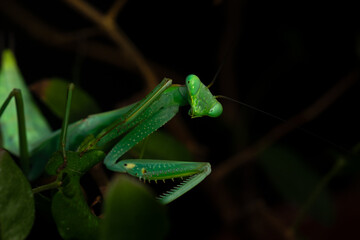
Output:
[
  {"xmin": 0, "ymin": 88, "xmax": 29, "ymax": 174},
  {"xmin": 112, "ymin": 159, "xmax": 211, "ymax": 204},
  {"xmin": 57, "ymin": 83, "xmax": 75, "ymax": 167},
  {"xmin": 104, "ymin": 105, "xmax": 179, "ymax": 170},
  {"xmin": 102, "ymin": 104, "xmax": 212, "ymax": 205}
]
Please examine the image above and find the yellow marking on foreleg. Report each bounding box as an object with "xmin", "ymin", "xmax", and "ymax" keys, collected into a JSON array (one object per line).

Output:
[{"xmin": 124, "ymin": 163, "xmax": 136, "ymax": 169}]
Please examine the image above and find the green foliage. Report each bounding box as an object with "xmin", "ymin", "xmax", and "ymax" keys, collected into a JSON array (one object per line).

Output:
[
  {"xmin": 47, "ymin": 151, "xmax": 169, "ymax": 240},
  {"xmin": 258, "ymin": 145, "xmax": 335, "ymax": 225},
  {"xmin": 0, "ymin": 49, "xmax": 176, "ymax": 239},
  {"xmin": 47, "ymin": 150, "xmax": 104, "ymax": 239},
  {"xmin": 0, "ymin": 149, "xmax": 35, "ymax": 240},
  {"xmin": 0, "ymin": 50, "xmax": 51, "ymax": 155},
  {"xmin": 100, "ymin": 176, "xmax": 169, "ymax": 240},
  {"xmin": 31, "ymin": 78, "xmax": 101, "ymax": 122},
  {"xmin": 51, "ymin": 175, "xmax": 100, "ymax": 240}
]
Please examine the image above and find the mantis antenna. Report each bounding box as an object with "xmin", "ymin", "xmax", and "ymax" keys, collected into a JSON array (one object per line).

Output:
[
  {"xmin": 207, "ymin": 58, "xmax": 226, "ymax": 88},
  {"xmin": 207, "ymin": 48, "xmax": 348, "ymax": 154},
  {"xmin": 216, "ymin": 95, "xmax": 287, "ymax": 123},
  {"xmin": 216, "ymin": 95, "xmax": 350, "ymax": 154},
  {"xmin": 207, "ymin": 40, "xmax": 237, "ymax": 88}
]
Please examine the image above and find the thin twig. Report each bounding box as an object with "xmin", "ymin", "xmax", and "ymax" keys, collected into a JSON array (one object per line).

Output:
[
  {"xmin": 106, "ymin": 0, "xmax": 127, "ymax": 21},
  {"xmin": 62, "ymin": 0, "xmax": 158, "ymax": 89},
  {"xmin": 0, "ymin": 1, "xmax": 135, "ymax": 69},
  {"xmin": 0, "ymin": 0, "xmax": 158, "ymax": 89}
]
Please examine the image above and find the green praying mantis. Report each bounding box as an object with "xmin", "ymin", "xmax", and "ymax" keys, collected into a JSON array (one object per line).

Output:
[{"xmin": 0, "ymin": 49, "xmax": 222, "ymax": 205}]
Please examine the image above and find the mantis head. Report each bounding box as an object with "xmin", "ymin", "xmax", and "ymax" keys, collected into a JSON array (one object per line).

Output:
[{"xmin": 185, "ymin": 74, "xmax": 223, "ymax": 118}]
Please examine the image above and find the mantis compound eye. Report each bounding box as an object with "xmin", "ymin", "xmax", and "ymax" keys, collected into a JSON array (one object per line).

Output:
[
  {"xmin": 185, "ymin": 74, "xmax": 201, "ymax": 96},
  {"xmin": 208, "ymin": 102, "xmax": 223, "ymax": 117}
]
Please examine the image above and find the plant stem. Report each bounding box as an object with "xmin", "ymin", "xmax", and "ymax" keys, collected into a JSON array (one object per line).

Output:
[{"xmin": 32, "ymin": 180, "xmax": 61, "ymax": 194}]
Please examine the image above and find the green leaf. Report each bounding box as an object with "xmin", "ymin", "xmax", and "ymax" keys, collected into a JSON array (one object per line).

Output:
[
  {"xmin": 133, "ymin": 131, "xmax": 193, "ymax": 161},
  {"xmin": 0, "ymin": 149, "xmax": 35, "ymax": 240},
  {"xmin": 100, "ymin": 176, "xmax": 169, "ymax": 240},
  {"xmin": 0, "ymin": 49, "xmax": 51, "ymax": 155},
  {"xmin": 258, "ymin": 145, "xmax": 334, "ymax": 225},
  {"xmin": 51, "ymin": 175, "xmax": 99, "ymax": 240},
  {"xmin": 45, "ymin": 150, "xmax": 105, "ymax": 176},
  {"xmin": 31, "ymin": 78, "xmax": 101, "ymax": 122}
]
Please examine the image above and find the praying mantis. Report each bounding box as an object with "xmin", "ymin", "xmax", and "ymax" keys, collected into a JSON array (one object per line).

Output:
[{"xmin": 0, "ymin": 49, "xmax": 222, "ymax": 205}]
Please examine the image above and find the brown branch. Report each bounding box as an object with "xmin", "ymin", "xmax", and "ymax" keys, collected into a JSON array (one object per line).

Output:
[
  {"xmin": 0, "ymin": 1, "xmax": 69, "ymax": 45},
  {"xmin": 62, "ymin": 0, "xmax": 158, "ymax": 89},
  {"xmin": 0, "ymin": 0, "xmax": 184, "ymax": 88},
  {"xmin": 0, "ymin": 0, "xmax": 185, "ymax": 81},
  {"xmin": 0, "ymin": 0, "xmax": 134, "ymax": 70},
  {"xmin": 211, "ymin": 71, "xmax": 358, "ymax": 182},
  {"xmin": 1, "ymin": 0, "xmax": 158, "ymax": 89},
  {"xmin": 106, "ymin": 0, "xmax": 127, "ymax": 21}
]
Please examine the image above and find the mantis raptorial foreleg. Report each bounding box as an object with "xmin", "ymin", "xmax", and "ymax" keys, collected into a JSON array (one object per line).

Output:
[
  {"xmin": 102, "ymin": 105, "xmax": 200, "ymax": 204},
  {"xmin": 113, "ymin": 159, "xmax": 211, "ymax": 204},
  {"xmin": 103, "ymin": 105, "xmax": 179, "ymax": 168},
  {"xmin": 81, "ymin": 75, "xmax": 222, "ymax": 204}
]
